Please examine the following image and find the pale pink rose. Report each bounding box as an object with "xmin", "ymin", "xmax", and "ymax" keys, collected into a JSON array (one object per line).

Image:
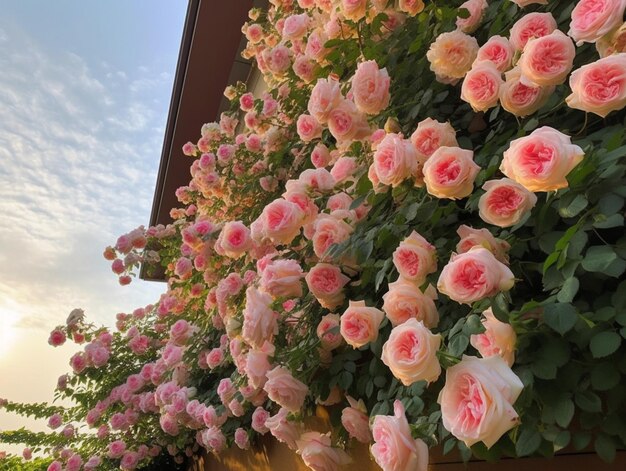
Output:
[
  {"xmin": 373, "ymin": 133, "xmax": 419, "ymax": 187},
  {"xmin": 470, "ymin": 309, "xmax": 517, "ymax": 366},
  {"xmin": 382, "ymin": 280, "xmax": 439, "ymax": 328},
  {"xmin": 479, "ymin": 178, "xmax": 538, "ymax": 228},
  {"xmin": 312, "ymin": 214, "xmax": 354, "ymax": 259},
  {"xmin": 340, "ymin": 300, "xmax": 384, "ymax": 348},
  {"xmin": 297, "ymin": 114, "xmax": 323, "ymax": 142},
  {"xmin": 306, "ymin": 29, "xmax": 329, "ymax": 61},
  {"xmin": 22, "ymin": 448, "xmax": 32, "ymax": 460},
  {"xmin": 108, "ymin": 440, "xmax": 126, "ymax": 459},
  {"xmin": 422, "ymin": 146, "xmax": 480, "ymax": 200},
  {"xmin": 252, "ymin": 407, "xmax": 270, "ymax": 434},
  {"xmin": 242, "ymin": 287, "xmax": 277, "ymax": 349},
  {"xmin": 327, "ymin": 193, "xmax": 353, "ymax": 212},
  {"xmin": 341, "ymin": 0, "xmax": 367, "ymax": 21},
  {"xmin": 48, "ymin": 328, "xmax": 66, "ymax": 347},
  {"xmin": 398, "ymin": 0, "xmax": 425, "ymax": 16},
  {"xmin": 371, "ymin": 400, "xmax": 429, "ymax": 471},
  {"xmin": 518, "ymin": 30, "xmax": 575, "ymax": 87},
  {"xmin": 48, "ymin": 413, "xmax": 63, "ymax": 430},
  {"xmin": 260, "ymin": 258, "xmax": 304, "ymax": 298},
  {"xmin": 268, "ymin": 44, "xmax": 291, "ymax": 75},
  {"xmin": 438, "ymin": 247, "xmax": 515, "ymax": 304},
  {"xmin": 306, "ymin": 263, "xmax": 351, "ymax": 310},
  {"xmin": 596, "ymin": 23, "xmax": 626, "ymax": 57},
  {"xmin": 456, "ymin": 225, "xmax": 510, "ymax": 264},
  {"xmin": 200, "ymin": 426, "xmax": 227, "ymax": 452},
  {"xmin": 569, "ymin": 0, "xmax": 626, "ymax": 45},
  {"xmin": 66, "ymin": 455, "xmax": 83, "ymax": 471},
  {"xmin": 174, "ymin": 257, "xmax": 192, "ymax": 279},
  {"xmin": 264, "ymin": 366, "xmax": 308, "ymax": 412},
  {"xmin": 47, "ymin": 461, "xmax": 62, "ymax": 471},
  {"xmin": 410, "ymin": 118, "xmax": 458, "ymax": 162},
  {"xmin": 461, "ymin": 61, "xmax": 504, "ymax": 112},
  {"xmin": 567, "ymin": 54, "xmax": 626, "ymax": 117},
  {"xmin": 206, "ymin": 348, "xmax": 224, "ymax": 369},
  {"xmin": 266, "ymin": 408, "xmax": 302, "ymax": 449},
  {"xmin": 341, "ymin": 396, "xmax": 371, "ymax": 443},
  {"xmin": 311, "ymin": 143, "xmax": 331, "ymax": 168},
  {"xmin": 298, "ymin": 168, "xmax": 337, "ymax": 192},
  {"xmin": 500, "ymin": 126, "xmax": 584, "ymax": 192},
  {"xmin": 316, "ymin": 313, "xmax": 343, "ymax": 350},
  {"xmin": 296, "ymin": 432, "xmax": 352, "ymax": 471},
  {"xmin": 245, "ymin": 341, "xmax": 275, "ymax": 389},
  {"xmin": 509, "ymin": 12, "xmax": 557, "ymax": 50},
  {"xmin": 234, "ymin": 428, "xmax": 250, "ymax": 450},
  {"xmin": 382, "ymin": 319, "xmax": 442, "ymax": 386},
  {"xmin": 476, "ymin": 36, "xmax": 515, "ymax": 73},
  {"xmin": 239, "ymin": 92, "xmax": 255, "ymax": 112},
  {"xmin": 327, "ymin": 99, "xmax": 370, "ymax": 144},
  {"xmin": 438, "ymin": 355, "xmax": 523, "ymax": 448},
  {"xmin": 330, "ymin": 156, "xmax": 358, "ymax": 183},
  {"xmin": 308, "ymin": 78, "xmax": 342, "ymax": 124},
  {"xmin": 351, "ymin": 60, "xmax": 391, "ymax": 115},
  {"xmin": 261, "ymin": 198, "xmax": 305, "ymax": 245},
  {"xmin": 456, "ymin": 0, "xmax": 488, "ymax": 33},
  {"xmin": 499, "ymin": 67, "xmax": 554, "ymax": 117},
  {"xmin": 282, "ymin": 13, "xmax": 309, "ymax": 40},
  {"xmin": 427, "ymin": 30, "xmax": 479, "ymax": 84},
  {"xmin": 293, "ymin": 56, "xmax": 319, "ymax": 83},
  {"xmin": 392, "ymin": 231, "xmax": 437, "ymax": 286}
]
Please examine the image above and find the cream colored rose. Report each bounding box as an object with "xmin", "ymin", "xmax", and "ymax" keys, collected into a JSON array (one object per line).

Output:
[
  {"xmin": 461, "ymin": 61, "xmax": 504, "ymax": 112},
  {"xmin": 456, "ymin": 225, "xmax": 510, "ymax": 264},
  {"xmin": 308, "ymin": 77, "xmax": 342, "ymax": 124},
  {"xmin": 340, "ymin": 300, "xmax": 384, "ymax": 348},
  {"xmin": 296, "ymin": 432, "xmax": 352, "ymax": 471},
  {"xmin": 478, "ymin": 178, "xmax": 538, "ymax": 228},
  {"xmin": 499, "ymin": 67, "xmax": 554, "ymax": 118},
  {"xmin": 382, "ymin": 279, "xmax": 439, "ymax": 328},
  {"xmin": 381, "ymin": 319, "xmax": 441, "ymax": 386},
  {"xmin": 341, "ymin": 396, "xmax": 372, "ymax": 443},
  {"xmin": 351, "ymin": 60, "xmax": 391, "ymax": 115},
  {"xmin": 410, "ymin": 118, "xmax": 458, "ymax": 161},
  {"xmin": 264, "ymin": 366, "xmax": 309, "ymax": 412},
  {"xmin": 423, "ymin": 146, "xmax": 480, "ymax": 200},
  {"xmin": 306, "ymin": 263, "xmax": 350, "ymax": 310},
  {"xmin": 427, "ymin": 30, "xmax": 479, "ymax": 84},
  {"xmin": 373, "ymin": 133, "xmax": 419, "ymax": 187},
  {"xmin": 392, "ymin": 230, "xmax": 438, "ymax": 285},
  {"xmin": 470, "ymin": 309, "xmax": 517, "ymax": 366},
  {"xmin": 438, "ymin": 355, "xmax": 523, "ymax": 448},
  {"xmin": 569, "ymin": 0, "xmax": 626, "ymax": 45}
]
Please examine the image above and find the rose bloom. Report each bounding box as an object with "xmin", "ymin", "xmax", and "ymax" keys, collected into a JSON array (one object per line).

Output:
[
  {"xmin": 410, "ymin": 118, "xmax": 458, "ymax": 161},
  {"xmin": 341, "ymin": 396, "xmax": 371, "ymax": 443},
  {"xmin": 260, "ymin": 258, "xmax": 304, "ymax": 298},
  {"xmin": 252, "ymin": 407, "xmax": 270, "ymax": 434},
  {"xmin": 499, "ymin": 67, "xmax": 554, "ymax": 117},
  {"xmin": 260, "ymin": 198, "xmax": 305, "ymax": 245},
  {"xmin": 476, "ymin": 36, "xmax": 514, "ymax": 73},
  {"xmin": 282, "ymin": 13, "xmax": 309, "ymax": 40},
  {"xmin": 456, "ymin": 0, "xmax": 488, "ymax": 33},
  {"xmin": 48, "ymin": 328, "xmax": 66, "ymax": 347},
  {"xmin": 518, "ymin": 30, "xmax": 575, "ymax": 87},
  {"xmin": 399, "ymin": 0, "xmax": 425, "ymax": 16},
  {"xmin": 296, "ymin": 114, "xmax": 323, "ymax": 142},
  {"xmin": 245, "ymin": 341, "xmax": 275, "ymax": 389},
  {"xmin": 438, "ymin": 355, "xmax": 523, "ymax": 448},
  {"xmin": 509, "ymin": 12, "xmax": 557, "ymax": 51},
  {"xmin": 311, "ymin": 143, "xmax": 331, "ymax": 168},
  {"xmin": 470, "ymin": 309, "xmax": 517, "ymax": 366},
  {"xmin": 351, "ymin": 60, "xmax": 391, "ymax": 115},
  {"xmin": 311, "ymin": 214, "xmax": 354, "ymax": 259},
  {"xmin": 340, "ymin": 0, "xmax": 367, "ymax": 21},
  {"xmin": 266, "ymin": 408, "xmax": 302, "ymax": 450},
  {"xmin": 371, "ymin": 400, "xmax": 429, "ymax": 471},
  {"xmin": 373, "ymin": 133, "xmax": 419, "ymax": 187},
  {"xmin": 427, "ymin": 30, "xmax": 479, "ymax": 84},
  {"xmin": 306, "ymin": 29, "xmax": 329, "ymax": 61},
  {"xmin": 566, "ymin": 54, "xmax": 626, "ymax": 118},
  {"xmin": 500, "ymin": 126, "xmax": 584, "ymax": 192},
  {"xmin": 597, "ymin": 23, "xmax": 626, "ymax": 57},
  {"xmin": 392, "ymin": 231, "xmax": 437, "ymax": 285},
  {"xmin": 308, "ymin": 77, "xmax": 342, "ymax": 124},
  {"xmin": 264, "ymin": 366, "xmax": 308, "ymax": 412},
  {"xmin": 422, "ymin": 146, "xmax": 480, "ymax": 200},
  {"xmin": 461, "ymin": 61, "xmax": 504, "ymax": 112},
  {"xmin": 305, "ymin": 263, "xmax": 351, "ymax": 310},
  {"xmin": 340, "ymin": 300, "xmax": 384, "ymax": 349},
  {"xmin": 456, "ymin": 225, "xmax": 510, "ymax": 264},
  {"xmin": 242, "ymin": 287, "xmax": 277, "ymax": 349},
  {"xmin": 327, "ymin": 99, "xmax": 370, "ymax": 144},
  {"xmin": 479, "ymin": 178, "xmax": 538, "ymax": 228},
  {"xmin": 382, "ymin": 279, "xmax": 439, "ymax": 328},
  {"xmin": 296, "ymin": 432, "xmax": 352, "ymax": 471},
  {"xmin": 438, "ymin": 247, "xmax": 515, "ymax": 304},
  {"xmin": 267, "ymin": 44, "xmax": 291, "ymax": 75},
  {"xmin": 317, "ymin": 313, "xmax": 343, "ymax": 350},
  {"xmin": 293, "ymin": 56, "xmax": 319, "ymax": 83},
  {"xmin": 330, "ymin": 156, "xmax": 358, "ymax": 183},
  {"xmin": 569, "ymin": 0, "xmax": 626, "ymax": 45},
  {"xmin": 382, "ymin": 318, "xmax": 441, "ymax": 386}
]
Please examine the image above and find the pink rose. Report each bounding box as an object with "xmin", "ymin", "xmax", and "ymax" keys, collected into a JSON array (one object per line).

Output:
[
  {"xmin": 266, "ymin": 408, "xmax": 302, "ymax": 450},
  {"xmin": 340, "ymin": 300, "xmax": 384, "ymax": 348},
  {"xmin": 340, "ymin": 0, "xmax": 367, "ymax": 22},
  {"xmin": 308, "ymin": 78, "xmax": 342, "ymax": 124},
  {"xmin": 306, "ymin": 29, "xmax": 329, "ymax": 61},
  {"xmin": 500, "ymin": 126, "xmax": 584, "ymax": 192},
  {"xmin": 305, "ymin": 263, "xmax": 350, "ymax": 310},
  {"xmin": 47, "ymin": 413, "xmax": 63, "ymax": 430},
  {"xmin": 260, "ymin": 258, "xmax": 304, "ymax": 298},
  {"xmin": 398, "ymin": 0, "xmax": 425, "ymax": 16},
  {"xmin": 311, "ymin": 214, "xmax": 354, "ymax": 259},
  {"xmin": 264, "ymin": 366, "xmax": 308, "ymax": 412},
  {"xmin": 267, "ymin": 45, "xmax": 291, "ymax": 75},
  {"xmin": 427, "ymin": 30, "xmax": 479, "ymax": 84},
  {"xmin": 499, "ymin": 67, "xmax": 554, "ymax": 117},
  {"xmin": 22, "ymin": 448, "xmax": 32, "ymax": 460},
  {"xmin": 206, "ymin": 348, "xmax": 224, "ymax": 369},
  {"xmin": 260, "ymin": 198, "xmax": 305, "ymax": 245},
  {"xmin": 311, "ymin": 143, "xmax": 331, "ymax": 168},
  {"xmin": 252, "ymin": 407, "xmax": 270, "ymax": 434},
  {"xmin": 422, "ymin": 146, "xmax": 480, "ymax": 200},
  {"xmin": 330, "ymin": 156, "xmax": 358, "ymax": 183},
  {"xmin": 569, "ymin": 0, "xmax": 626, "ymax": 45},
  {"xmin": 566, "ymin": 54, "xmax": 626, "ymax": 117},
  {"xmin": 341, "ymin": 396, "xmax": 371, "ymax": 443},
  {"xmin": 438, "ymin": 355, "xmax": 523, "ymax": 448},
  {"xmin": 234, "ymin": 428, "xmax": 250, "ymax": 450},
  {"xmin": 382, "ymin": 280, "xmax": 439, "ymax": 328},
  {"xmin": 437, "ymin": 247, "xmax": 515, "ymax": 304},
  {"xmin": 48, "ymin": 328, "xmax": 66, "ymax": 347},
  {"xmin": 373, "ymin": 133, "xmax": 419, "ymax": 187},
  {"xmin": 476, "ymin": 35, "xmax": 514, "ymax": 73},
  {"xmin": 351, "ymin": 60, "xmax": 391, "ymax": 115},
  {"xmin": 509, "ymin": 12, "xmax": 557, "ymax": 51},
  {"xmin": 382, "ymin": 318, "xmax": 442, "ymax": 385},
  {"xmin": 461, "ymin": 61, "xmax": 504, "ymax": 112},
  {"xmin": 456, "ymin": 225, "xmax": 510, "ymax": 264},
  {"xmin": 371, "ymin": 400, "xmax": 429, "ymax": 471},
  {"xmin": 327, "ymin": 99, "xmax": 370, "ymax": 144},
  {"xmin": 456, "ymin": 0, "xmax": 488, "ymax": 34},
  {"xmin": 296, "ymin": 432, "xmax": 352, "ymax": 471},
  {"xmin": 293, "ymin": 56, "xmax": 319, "ymax": 83},
  {"xmin": 245, "ymin": 341, "xmax": 275, "ymax": 389},
  {"xmin": 282, "ymin": 13, "xmax": 309, "ymax": 40},
  {"xmin": 200, "ymin": 426, "xmax": 226, "ymax": 452},
  {"xmin": 479, "ymin": 178, "xmax": 538, "ymax": 228},
  {"xmin": 317, "ymin": 313, "xmax": 343, "ymax": 350},
  {"xmin": 297, "ymin": 114, "xmax": 323, "ymax": 142},
  {"xmin": 518, "ymin": 30, "xmax": 575, "ymax": 87},
  {"xmin": 470, "ymin": 309, "xmax": 517, "ymax": 366},
  {"xmin": 108, "ymin": 440, "xmax": 126, "ymax": 459},
  {"xmin": 596, "ymin": 23, "xmax": 626, "ymax": 57},
  {"xmin": 392, "ymin": 231, "xmax": 437, "ymax": 285},
  {"xmin": 410, "ymin": 118, "xmax": 458, "ymax": 161},
  {"xmin": 242, "ymin": 287, "xmax": 278, "ymax": 349}
]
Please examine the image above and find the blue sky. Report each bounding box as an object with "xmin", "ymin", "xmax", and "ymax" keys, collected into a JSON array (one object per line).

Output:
[{"xmin": 0, "ymin": 1, "xmax": 187, "ymax": 449}]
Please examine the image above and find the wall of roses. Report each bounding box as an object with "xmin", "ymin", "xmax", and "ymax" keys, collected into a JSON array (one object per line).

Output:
[{"xmin": 2, "ymin": 0, "xmax": 626, "ymax": 470}]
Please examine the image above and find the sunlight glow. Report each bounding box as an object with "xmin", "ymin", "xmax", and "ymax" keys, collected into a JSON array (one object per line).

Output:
[{"xmin": 0, "ymin": 306, "xmax": 20, "ymax": 357}]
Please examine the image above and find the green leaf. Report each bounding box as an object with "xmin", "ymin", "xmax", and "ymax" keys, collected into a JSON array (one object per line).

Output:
[
  {"xmin": 582, "ymin": 246, "xmax": 618, "ymax": 272},
  {"xmin": 443, "ymin": 437, "xmax": 456, "ymax": 455},
  {"xmin": 515, "ymin": 426, "xmax": 541, "ymax": 457},
  {"xmin": 554, "ymin": 398, "xmax": 575, "ymax": 428},
  {"xmin": 575, "ymin": 390, "xmax": 602, "ymax": 412},
  {"xmin": 590, "ymin": 363, "xmax": 621, "ymax": 391},
  {"xmin": 559, "ymin": 193, "xmax": 588, "ymax": 218},
  {"xmin": 543, "ymin": 303, "xmax": 578, "ymax": 335},
  {"xmin": 491, "ymin": 293, "xmax": 509, "ymax": 322},
  {"xmin": 557, "ymin": 277, "xmax": 579, "ymax": 303},
  {"xmin": 589, "ymin": 331, "xmax": 621, "ymax": 358},
  {"xmin": 594, "ymin": 434, "xmax": 616, "ymax": 463},
  {"xmin": 448, "ymin": 334, "xmax": 469, "ymax": 357}
]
